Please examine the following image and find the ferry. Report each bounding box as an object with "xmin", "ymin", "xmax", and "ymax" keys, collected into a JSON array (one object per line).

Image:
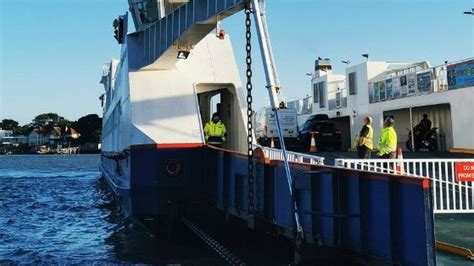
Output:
[
  {"xmin": 289, "ymin": 58, "xmax": 474, "ymax": 153},
  {"xmin": 99, "ymin": 0, "xmax": 249, "ymax": 225},
  {"xmin": 99, "ymin": 1, "xmax": 437, "ymax": 264}
]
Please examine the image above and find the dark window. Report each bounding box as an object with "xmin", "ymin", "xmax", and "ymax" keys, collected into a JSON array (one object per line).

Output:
[
  {"xmin": 301, "ymin": 121, "xmax": 311, "ymax": 132},
  {"xmin": 349, "ymin": 72, "xmax": 357, "ymax": 95},
  {"xmin": 318, "ymin": 82, "xmax": 325, "ymax": 108},
  {"xmin": 400, "ymin": 76, "xmax": 407, "ymax": 86},
  {"xmin": 313, "ymin": 83, "xmax": 319, "ymax": 103},
  {"xmin": 335, "ymin": 91, "xmax": 341, "ymax": 107}
]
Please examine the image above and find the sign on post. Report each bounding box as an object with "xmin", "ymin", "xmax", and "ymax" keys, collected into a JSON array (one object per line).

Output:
[{"xmin": 455, "ymin": 162, "xmax": 474, "ymax": 182}]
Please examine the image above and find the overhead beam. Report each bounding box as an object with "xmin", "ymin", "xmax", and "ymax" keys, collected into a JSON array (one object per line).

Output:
[{"xmin": 128, "ymin": 0, "xmax": 247, "ymax": 70}]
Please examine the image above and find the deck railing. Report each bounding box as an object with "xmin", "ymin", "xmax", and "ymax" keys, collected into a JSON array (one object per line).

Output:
[
  {"xmin": 335, "ymin": 158, "xmax": 474, "ymax": 214},
  {"xmin": 255, "ymin": 145, "xmax": 325, "ymax": 165}
]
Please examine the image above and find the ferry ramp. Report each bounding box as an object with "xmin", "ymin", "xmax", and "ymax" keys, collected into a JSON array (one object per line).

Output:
[{"xmin": 329, "ymin": 150, "xmax": 474, "ymax": 262}]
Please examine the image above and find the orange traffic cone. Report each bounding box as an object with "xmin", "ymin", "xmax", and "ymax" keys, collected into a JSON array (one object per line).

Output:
[
  {"xmin": 395, "ymin": 147, "xmax": 405, "ymax": 175},
  {"xmin": 309, "ymin": 132, "xmax": 317, "ymax": 153},
  {"xmin": 270, "ymin": 138, "xmax": 275, "ymax": 148}
]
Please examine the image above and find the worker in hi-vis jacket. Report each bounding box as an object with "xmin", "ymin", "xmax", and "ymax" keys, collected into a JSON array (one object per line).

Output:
[
  {"xmin": 357, "ymin": 116, "xmax": 374, "ymax": 159},
  {"xmin": 377, "ymin": 118, "xmax": 397, "ymax": 159},
  {"xmin": 204, "ymin": 112, "xmax": 227, "ymax": 148}
]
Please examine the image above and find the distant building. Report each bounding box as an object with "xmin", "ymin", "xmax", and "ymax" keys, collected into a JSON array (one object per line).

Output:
[
  {"xmin": 28, "ymin": 128, "xmax": 47, "ymax": 147},
  {"xmin": 2, "ymin": 135, "xmax": 28, "ymax": 146},
  {"xmin": 289, "ymin": 57, "xmax": 474, "ymax": 151},
  {"xmin": 0, "ymin": 129, "xmax": 13, "ymax": 138},
  {"xmin": 63, "ymin": 127, "xmax": 81, "ymax": 147},
  {"xmin": 65, "ymin": 127, "xmax": 80, "ymax": 140},
  {"xmin": 46, "ymin": 126, "xmax": 62, "ymax": 146},
  {"xmin": 0, "ymin": 129, "xmax": 14, "ymax": 145}
]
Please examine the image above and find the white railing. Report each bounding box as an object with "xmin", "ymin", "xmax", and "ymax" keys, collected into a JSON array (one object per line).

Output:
[
  {"xmin": 335, "ymin": 158, "xmax": 474, "ymax": 214},
  {"xmin": 255, "ymin": 145, "xmax": 325, "ymax": 165}
]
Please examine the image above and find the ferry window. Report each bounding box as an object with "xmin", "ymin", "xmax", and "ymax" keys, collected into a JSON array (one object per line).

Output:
[
  {"xmin": 313, "ymin": 83, "xmax": 319, "ymax": 103},
  {"xmin": 372, "ymin": 80, "xmax": 383, "ymax": 102},
  {"xmin": 379, "ymin": 81, "xmax": 386, "ymax": 100},
  {"xmin": 417, "ymin": 72, "xmax": 433, "ymax": 93},
  {"xmin": 133, "ymin": 1, "xmax": 159, "ymax": 24},
  {"xmin": 318, "ymin": 82, "xmax": 325, "ymax": 108},
  {"xmin": 369, "ymin": 83, "xmax": 374, "ymax": 103},
  {"xmin": 400, "ymin": 76, "xmax": 407, "ymax": 86},
  {"xmin": 135, "ymin": 2, "xmax": 148, "ymax": 23},
  {"xmin": 386, "ymin": 79, "xmax": 393, "ymax": 99},
  {"xmin": 335, "ymin": 91, "xmax": 341, "ymax": 107},
  {"xmin": 407, "ymin": 73, "xmax": 417, "ymax": 94},
  {"xmin": 348, "ymin": 72, "xmax": 357, "ymax": 95}
]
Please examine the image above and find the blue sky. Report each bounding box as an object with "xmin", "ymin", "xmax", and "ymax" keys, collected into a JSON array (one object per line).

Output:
[{"xmin": 0, "ymin": 0, "xmax": 472, "ymax": 125}]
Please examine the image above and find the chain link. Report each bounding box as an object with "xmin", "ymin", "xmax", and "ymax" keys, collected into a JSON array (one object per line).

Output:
[{"xmin": 245, "ymin": 5, "xmax": 255, "ymax": 215}]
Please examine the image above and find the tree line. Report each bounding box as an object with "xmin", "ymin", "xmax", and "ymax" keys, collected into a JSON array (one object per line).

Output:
[{"xmin": 0, "ymin": 113, "xmax": 102, "ymax": 145}]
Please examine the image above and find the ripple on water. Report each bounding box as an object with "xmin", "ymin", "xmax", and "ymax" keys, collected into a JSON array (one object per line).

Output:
[
  {"xmin": 0, "ymin": 155, "xmax": 226, "ymax": 264},
  {"xmin": 0, "ymin": 155, "xmax": 118, "ymax": 264}
]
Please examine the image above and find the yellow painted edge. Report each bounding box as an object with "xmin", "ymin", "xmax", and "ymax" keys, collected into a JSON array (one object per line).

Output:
[
  {"xmin": 436, "ymin": 241, "xmax": 474, "ymax": 260},
  {"xmin": 449, "ymin": 148, "xmax": 474, "ymax": 155}
]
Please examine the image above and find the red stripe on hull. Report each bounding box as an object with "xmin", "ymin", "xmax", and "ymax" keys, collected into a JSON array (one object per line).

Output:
[{"xmin": 131, "ymin": 143, "xmax": 205, "ymax": 150}]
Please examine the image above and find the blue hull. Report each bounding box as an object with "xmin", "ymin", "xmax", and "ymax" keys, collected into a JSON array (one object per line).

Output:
[{"xmin": 100, "ymin": 145, "xmax": 435, "ymax": 265}]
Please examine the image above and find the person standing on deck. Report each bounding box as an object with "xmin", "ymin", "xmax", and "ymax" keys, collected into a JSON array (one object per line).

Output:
[
  {"xmin": 377, "ymin": 118, "xmax": 397, "ymax": 159},
  {"xmin": 204, "ymin": 113, "xmax": 227, "ymax": 148},
  {"xmin": 357, "ymin": 116, "xmax": 374, "ymax": 159},
  {"xmin": 417, "ymin": 113, "xmax": 432, "ymax": 138}
]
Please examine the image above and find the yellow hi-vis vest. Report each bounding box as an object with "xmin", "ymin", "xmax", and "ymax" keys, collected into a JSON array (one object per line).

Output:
[
  {"xmin": 363, "ymin": 125, "xmax": 374, "ymax": 150},
  {"xmin": 204, "ymin": 121, "xmax": 227, "ymax": 142},
  {"xmin": 378, "ymin": 126, "xmax": 397, "ymax": 155}
]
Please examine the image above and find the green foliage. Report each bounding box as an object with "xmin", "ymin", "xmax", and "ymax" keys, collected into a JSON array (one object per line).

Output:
[
  {"xmin": 4, "ymin": 113, "xmax": 101, "ymax": 145},
  {"xmin": 13, "ymin": 125, "xmax": 30, "ymax": 136},
  {"xmin": 72, "ymin": 114, "xmax": 102, "ymax": 144},
  {"xmin": 0, "ymin": 119, "xmax": 19, "ymax": 130},
  {"xmin": 32, "ymin": 113, "xmax": 65, "ymax": 126}
]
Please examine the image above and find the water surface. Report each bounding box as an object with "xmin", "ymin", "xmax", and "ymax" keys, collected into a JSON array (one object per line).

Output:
[{"xmin": 0, "ymin": 154, "xmax": 472, "ymax": 264}]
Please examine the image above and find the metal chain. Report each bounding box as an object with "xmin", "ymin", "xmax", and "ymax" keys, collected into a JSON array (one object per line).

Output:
[
  {"xmin": 182, "ymin": 218, "xmax": 246, "ymax": 265},
  {"xmin": 245, "ymin": 5, "xmax": 254, "ymax": 215}
]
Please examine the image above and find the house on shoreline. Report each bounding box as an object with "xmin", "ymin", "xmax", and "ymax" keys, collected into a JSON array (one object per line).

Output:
[{"xmin": 1, "ymin": 126, "xmax": 82, "ymax": 153}]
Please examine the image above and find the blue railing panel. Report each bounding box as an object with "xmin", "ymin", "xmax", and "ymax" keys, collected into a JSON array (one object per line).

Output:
[
  {"xmin": 179, "ymin": 5, "xmax": 186, "ymax": 36},
  {"xmin": 194, "ymin": 0, "xmax": 208, "ymax": 22},
  {"xmin": 393, "ymin": 180, "xmax": 434, "ymax": 265},
  {"xmin": 217, "ymin": 0, "xmax": 225, "ymax": 13},
  {"xmin": 159, "ymin": 20, "xmax": 167, "ymax": 56},
  {"xmin": 186, "ymin": 1, "xmax": 194, "ymax": 28},
  {"xmin": 205, "ymin": 147, "xmax": 434, "ymax": 264},
  {"xmin": 364, "ymin": 176, "xmax": 392, "ymax": 259},
  {"xmin": 208, "ymin": 0, "xmax": 217, "ymax": 18},
  {"xmin": 312, "ymin": 171, "xmax": 336, "ymax": 246},
  {"xmin": 338, "ymin": 172, "xmax": 362, "ymax": 252},
  {"xmin": 172, "ymin": 12, "xmax": 180, "ymax": 42}
]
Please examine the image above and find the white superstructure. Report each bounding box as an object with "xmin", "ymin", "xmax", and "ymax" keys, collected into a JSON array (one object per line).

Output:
[
  {"xmin": 291, "ymin": 58, "xmax": 474, "ymax": 152},
  {"xmin": 100, "ymin": 34, "xmax": 247, "ymax": 153}
]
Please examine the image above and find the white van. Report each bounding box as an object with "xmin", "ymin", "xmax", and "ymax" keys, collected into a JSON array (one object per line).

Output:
[{"xmin": 253, "ymin": 107, "xmax": 299, "ymax": 147}]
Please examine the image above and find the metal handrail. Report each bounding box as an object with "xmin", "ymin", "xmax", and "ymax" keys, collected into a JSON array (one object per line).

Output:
[{"xmin": 254, "ymin": 145, "xmax": 325, "ymax": 165}]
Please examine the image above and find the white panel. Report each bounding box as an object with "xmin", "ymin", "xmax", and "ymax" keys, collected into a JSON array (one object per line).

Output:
[{"xmin": 128, "ymin": 34, "xmax": 245, "ymax": 149}]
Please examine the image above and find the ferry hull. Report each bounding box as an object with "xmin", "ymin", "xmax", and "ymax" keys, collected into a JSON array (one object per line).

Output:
[
  {"xmin": 100, "ymin": 145, "xmax": 435, "ymax": 265},
  {"xmin": 129, "ymin": 145, "xmax": 208, "ymax": 222}
]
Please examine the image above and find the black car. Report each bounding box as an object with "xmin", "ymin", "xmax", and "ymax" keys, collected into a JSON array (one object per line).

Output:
[{"xmin": 298, "ymin": 114, "xmax": 342, "ymax": 152}]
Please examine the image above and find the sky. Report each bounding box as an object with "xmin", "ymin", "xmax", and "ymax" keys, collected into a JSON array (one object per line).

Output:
[{"xmin": 0, "ymin": 0, "xmax": 473, "ymax": 125}]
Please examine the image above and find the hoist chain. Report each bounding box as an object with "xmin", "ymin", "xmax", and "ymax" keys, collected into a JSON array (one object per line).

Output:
[{"xmin": 245, "ymin": 5, "xmax": 255, "ymax": 215}]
